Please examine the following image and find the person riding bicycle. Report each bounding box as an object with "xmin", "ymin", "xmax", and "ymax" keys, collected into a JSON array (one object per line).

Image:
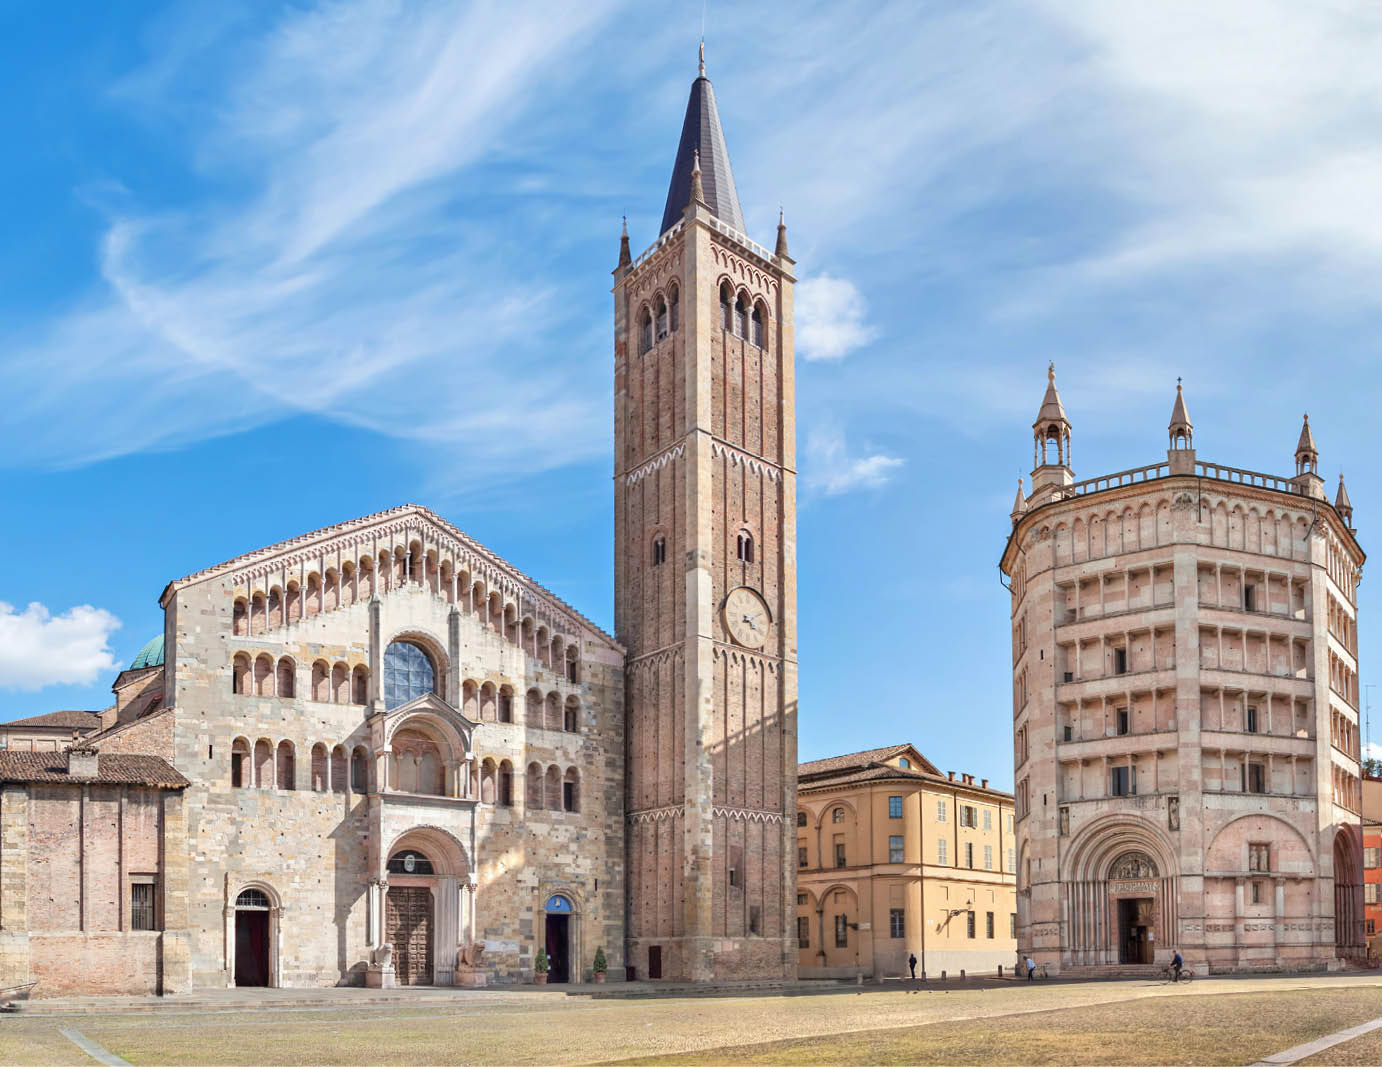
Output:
[{"xmin": 1171, "ymin": 949, "xmax": 1184, "ymax": 981}]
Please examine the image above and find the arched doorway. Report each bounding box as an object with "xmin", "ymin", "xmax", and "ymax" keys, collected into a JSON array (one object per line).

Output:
[
  {"xmin": 378, "ymin": 827, "xmax": 472, "ymax": 987},
  {"xmin": 233, "ymin": 887, "xmax": 274, "ymax": 987},
  {"xmin": 1335, "ymin": 827, "xmax": 1365, "ymax": 960},
  {"xmin": 387, "ymin": 849, "xmax": 435, "ymax": 985},
  {"xmin": 1108, "ymin": 852, "xmax": 1159, "ymax": 965},
  {"xmin": 544, "ymin": 895, "xmax": 573, "ymax": 983}
]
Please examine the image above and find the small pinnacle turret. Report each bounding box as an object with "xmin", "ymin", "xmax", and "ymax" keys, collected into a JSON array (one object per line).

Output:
[
  {"xmin": 1296, "ymin": 414, "xmax": 1318, "ymax": 471},
  {"xmin": 1292, "ymin": 413, "xmax": 1325, "ymax": 499},
  {"xmin": 1031, "ymin": 363, "xmax": 1074, "ymax": 494},
  {"xmin": 1169, "ymin": 380, "xmax": 1193, "ymax": 449},
  {"xmin": 617, "ymin": 216, "xmax": 631, "ymax": 269},
  {"xmin": 688, "ymin": 148, "xmax": 705, "ymax": 207},
  {"xmin": 1336, "ymin": 473, "xmax": 1354, "ymax": 530},
  {"xmin": 1010, "ymin": 477, "xmax": 1028, "ymax": 525},
  {"xmin": 775, "ymin": 208, "xmax": 790, "ymax": 258}
]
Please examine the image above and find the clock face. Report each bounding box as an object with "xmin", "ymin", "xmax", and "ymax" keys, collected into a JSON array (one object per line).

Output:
[{"xmin": 723, "ymin": 586, "xmax": 771, "ymax": 649}]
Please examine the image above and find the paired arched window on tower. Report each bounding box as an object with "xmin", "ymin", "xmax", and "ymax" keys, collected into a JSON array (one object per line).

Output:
[
  {"xmin": 737, "ymin": 530, "xmax": 754, "ymax": 564},
  {"xmin": 718, "ymin": 282, "xmax": 766, "ymax": 348},
  {"xmin": 655, "ymin": 296, "xmax": 668, "ymax": 340}
]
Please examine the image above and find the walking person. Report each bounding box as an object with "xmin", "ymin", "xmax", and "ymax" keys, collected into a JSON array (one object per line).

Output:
[
  {"xmin": 1025, "ymin": 954, "xmax": 1036, "ymax": 982},
  {"xmin": 908, "ymin": 952, "xmax": 917, "ymax": 980}
]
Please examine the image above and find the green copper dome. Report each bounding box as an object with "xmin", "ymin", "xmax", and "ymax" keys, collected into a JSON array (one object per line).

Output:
[{"xmin": 130, "ymin": 634, "xmax": 165, "ymax": 670}]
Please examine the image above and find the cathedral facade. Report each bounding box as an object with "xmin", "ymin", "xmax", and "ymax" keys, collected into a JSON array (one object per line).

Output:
[
  {"xmin": 1002, "ymin": 370, "xmax": 1365, "ymax": 974},
  {"xmin": 0, "ymin": 55, "xmax": 796, "ymax": 996}
]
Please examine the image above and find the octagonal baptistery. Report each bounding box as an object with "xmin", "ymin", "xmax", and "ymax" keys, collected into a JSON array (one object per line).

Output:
[
  {"xmin": 1000, "ymin": 369, "xmax": 1364, "ymax": 975},
  {"xmin": 156, "ymin": 504, "xmax": 625, "ymax": 988}
]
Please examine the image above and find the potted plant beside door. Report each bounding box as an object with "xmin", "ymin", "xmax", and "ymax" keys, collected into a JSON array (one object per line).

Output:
[
  {"xmin": 592, "ymin": 947, "xmax": 608, "ymax": 984},
  {"xmin": 534, "ymin": 947, "xmax": 549, "ymax": 985}
]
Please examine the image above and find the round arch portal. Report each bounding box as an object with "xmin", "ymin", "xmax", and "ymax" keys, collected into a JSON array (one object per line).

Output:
[{"xmin": 229, "ymin": 881, "xmax": 281, "ymax": 988}]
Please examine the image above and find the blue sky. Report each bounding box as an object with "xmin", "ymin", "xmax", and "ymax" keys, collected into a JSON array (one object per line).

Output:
[{"xmin": 3, "ymin": 1, "xmax": 1381, "ymax": 780}]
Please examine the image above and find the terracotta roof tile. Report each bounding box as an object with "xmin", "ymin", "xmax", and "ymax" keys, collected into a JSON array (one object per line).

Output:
[
  {"xmin": 2, "ymin": 710, "xmax": 103, "ymax": 730},
  {"xmin": 798, "ymin": 744, "xmax": 938, "ymax": 778},
  {"xmin": 0, "ymin": 752, "xmax": 187, "ymax": 788}
]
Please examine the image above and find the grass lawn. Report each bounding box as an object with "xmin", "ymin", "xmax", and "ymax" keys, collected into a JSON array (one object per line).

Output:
[{"xmin": 605, "ymin": 988, "xmax": 1382, "ymax": 1067}]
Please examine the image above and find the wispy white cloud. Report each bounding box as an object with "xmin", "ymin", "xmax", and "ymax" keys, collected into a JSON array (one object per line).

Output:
[
  {"xmin": 803, "ymin": 427, "xmax": 903, "ymax": 496},
  {"xmin": 796, "ymin": 275, "xmax": 877, "ymax": 361},
  {"xmin": 4, "ymin": 0, "xmax": 617, "ymax": 475},
  {"xmin": 0, "ymin": 603, "xmax": 122, "ymax": 692}
]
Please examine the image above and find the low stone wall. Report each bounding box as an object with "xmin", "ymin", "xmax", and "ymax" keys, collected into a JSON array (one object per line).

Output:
[{"xmin": 27, "ymin": 932, "xmax": 163, "ymax": 997}]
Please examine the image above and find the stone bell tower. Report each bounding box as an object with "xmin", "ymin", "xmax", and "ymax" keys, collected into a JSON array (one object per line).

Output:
[{"xmin": 613, "ymin": 47, "xmax": 798, "ymax": 982}]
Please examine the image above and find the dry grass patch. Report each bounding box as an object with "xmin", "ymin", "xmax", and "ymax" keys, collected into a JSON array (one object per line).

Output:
[
  {"xmin": 1301, "ymin": 1024, "xmax": 1382, "ymax": 1065},
  {"xmin": 605, "ymin": 988, "xmax": 1382, "ymax": 1067},
  {"xmin": 0, "ymin": 1023, "xmax": 99, "ymax": 1066}
]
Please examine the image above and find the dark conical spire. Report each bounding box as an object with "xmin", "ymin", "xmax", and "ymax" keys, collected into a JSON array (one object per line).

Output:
[
  {"xmin": 775, "ymin": 208, "xmax": 790, "ymax": 258},
  {"xmin": 659, "ymin": 46, "xmax": 745, "ymax": 236}
]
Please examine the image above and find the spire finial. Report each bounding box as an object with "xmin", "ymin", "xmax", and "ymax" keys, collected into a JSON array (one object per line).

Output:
[
  {"xmin": 699, "ymin": 39, "xmax": 705, "ymax": 78},
  {"xmin": 1048, "ymin": 361, "xmax": 1056, "ymax": 383},
  {"xmin": 775, "ymin": 206, "xmax": 790, "ymax": 258}
]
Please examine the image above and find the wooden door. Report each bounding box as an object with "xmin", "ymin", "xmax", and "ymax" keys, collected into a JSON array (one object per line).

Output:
[{"xmin": 387, "ymin": 887, "xmax": 433, "ymax": 985}]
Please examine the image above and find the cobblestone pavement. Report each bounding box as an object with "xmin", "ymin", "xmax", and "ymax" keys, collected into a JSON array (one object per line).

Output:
[{"xmin": 3, "ymin": 973, "xmax": 1379, "ymax": 1066}]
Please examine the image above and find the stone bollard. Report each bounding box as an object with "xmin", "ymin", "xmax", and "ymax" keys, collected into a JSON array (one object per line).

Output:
[
  {"xmin": 856, "ymin": 973, "xmax": 863, "ymax": 987},
  {"xmin": 960, "ymin": 969, "xmax": 966, "ymax": 979},
  {"xmin": 941, "ymin": 970, "xmax": 947, "ymax": 981},
  {"xmin": 997, "ymin": 965, "xmax": 1003, "ymax": 977},
  {"xmin": 920, "ymin": 970, "xmax": 926, "ymax": 981}
]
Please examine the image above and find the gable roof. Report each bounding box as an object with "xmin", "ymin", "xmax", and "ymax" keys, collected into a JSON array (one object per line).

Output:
[
  {"xmin": 0, "ymin": 751, "xmax": 187, "ymax": 788},
  {"xmin": 798, "ymin": 743, "xmax": 1013, "ymax": 799},
  {"xmin": 2, "ymin": 710, "xmax": 103, "ymax": 731},
  {"xmin": 798, "ymin": 744, "xmax": 939, "ymax": 780},
  {"xmin": 162, "ymin": 503, "xmax": 620, "ymax": 649}
]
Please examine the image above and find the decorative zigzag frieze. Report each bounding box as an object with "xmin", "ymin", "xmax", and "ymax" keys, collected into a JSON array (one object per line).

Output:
[
  {"xmin": 628, "ymin": 805, "xmax": 684, "ymax": 825},
  {"xmin": 628, "ymin": 804, "xmax": 785, "ymax": 826},
  {"xmin": 713, "ymin": 806, "xmax": 786, "ymax": 825},
  {"xmin": 711, "ymin": 441, "xmax": 781, "ymax": 483},
  {"xmin": 628, "ymin": 645, "xmax": 684, "ymax": 671},
  {"xmin": 713, "ymin": 646, "xmax": 779, "ymax": 673},
  {"xmin": 626, "ymin": 444, "xmax": 685, "ymax": 487}
]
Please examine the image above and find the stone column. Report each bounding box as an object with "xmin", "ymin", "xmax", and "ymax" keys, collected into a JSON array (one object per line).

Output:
[{"xmin": 435, "ymin": 878, "xmax": 459, "ymax": 986}]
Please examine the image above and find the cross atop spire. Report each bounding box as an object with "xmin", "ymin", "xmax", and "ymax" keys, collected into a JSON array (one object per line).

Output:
[{"xmin": 659, "ymin": 48, "xmax": 745, "ymax": 236}]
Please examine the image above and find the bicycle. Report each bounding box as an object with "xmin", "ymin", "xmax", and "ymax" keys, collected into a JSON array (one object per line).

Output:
[{"xmin": 1161, "ymin": 963, "xmax": 1193, "ymax": 983}]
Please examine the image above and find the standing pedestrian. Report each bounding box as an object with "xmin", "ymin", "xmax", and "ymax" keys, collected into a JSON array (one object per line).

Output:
[
  {"xmin": 908, "ymin": 952, "xmax": 917, "ymax": 979},
  {"xmin": 1025, "ymin": 955, "xmax": 1036, "ymax": 981}
]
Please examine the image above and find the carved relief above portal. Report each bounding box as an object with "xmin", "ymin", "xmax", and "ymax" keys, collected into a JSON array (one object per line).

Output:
[{"xmin": 1109, "ymin": 851, "xmax": 1158, "ymax": 881}]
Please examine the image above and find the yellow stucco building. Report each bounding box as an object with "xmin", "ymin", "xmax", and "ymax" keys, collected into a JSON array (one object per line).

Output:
[{"xmin": 796, "ymin": 744, "xmax": 1017, "ymax": 978}]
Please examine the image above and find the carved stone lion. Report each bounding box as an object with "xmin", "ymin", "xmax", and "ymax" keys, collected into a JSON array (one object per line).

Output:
[{"xmin": 457, "ymin": 940, "xmax": 485, "ymax": 968}]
